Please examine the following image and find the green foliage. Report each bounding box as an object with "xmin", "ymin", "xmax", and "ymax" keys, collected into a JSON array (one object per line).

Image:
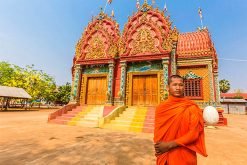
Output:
[
  {"xmin": 233, "ymin": 96, "xmax": 243, "ymax": 99},
  {"xmin": 55, "ymin": 82, "xmax": 71, "ymax": 104},
  {"xmin": 0, "ymin": 62, "xmax": 15, "ymax": 85},
  {"xmin": 233, "ymin": 89, "xmax": 244, "ymax": 99},
  {"xmin": 0, "ymin": 61, "xmax": 56, "ymax": 102},
  {"xmin": 219, "ymin": 79, "xmax": 230, "ymax": 93}
]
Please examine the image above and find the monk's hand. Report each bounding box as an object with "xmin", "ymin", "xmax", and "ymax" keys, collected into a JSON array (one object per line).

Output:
[{"xmin": 154, "ymin": 141, "xmax": 178, "ymax": 155}]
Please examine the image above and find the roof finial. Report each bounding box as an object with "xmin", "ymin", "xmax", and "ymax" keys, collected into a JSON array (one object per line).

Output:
[
  {"xmin": 98, "ymin": 7, "xmax": 105, "ymax": 20},
  {"xmin": 198, "ymin": 7, "xmax": 206, "ymax": 30},
  {"xmin": 144, "ymin": 0, "xmax": 148, "ymax": 4}
]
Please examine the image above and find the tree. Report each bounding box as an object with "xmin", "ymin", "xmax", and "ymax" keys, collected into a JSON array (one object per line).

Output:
[
  {"xmin": 0, "ymin": 62, "xmax": 56, "ymax": 106},
  {"xmin": 0, "ymin": 62, "xmax": 15, "ymax": 85},
  {"xmin": 55, "ymin": 82, "xmax": 71, "ymax": 105},
  {"xmin": 233, "ymin": 89, "xmax": 244, "ymax": 99},
  {"xmin": 219, "ymin": 79, "xmax": 230, "ymax": 93}
]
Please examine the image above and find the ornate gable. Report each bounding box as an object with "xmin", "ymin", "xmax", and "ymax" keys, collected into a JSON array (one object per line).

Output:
[
  {"xmin": 75, "ymin": 11, "xmax": 120, "ymax": 64},
  {"xmin": 120, "ymin": 3, "xmax": 178, "ymax": 60}
]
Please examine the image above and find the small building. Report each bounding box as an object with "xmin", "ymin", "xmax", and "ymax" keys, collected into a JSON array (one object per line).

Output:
[
  {"xmin": 0, "ymin": 86, "xmax": 32, "ymax": 110},
  {"xmin": 220, "ymin": 99, "xmax": 247, "ymax": 115},
  {"xmin": 221, "ymin": 93, "xmax": 247, "ymax": 101}
]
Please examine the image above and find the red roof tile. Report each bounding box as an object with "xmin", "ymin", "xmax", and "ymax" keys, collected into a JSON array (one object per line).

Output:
[
  {"xmin": 221, "ymin": 93, "xmax": 247, "ymax": 99},
  {"xmin": 177, "ymin": 29, "xmax": 216, "ymax": 59}
]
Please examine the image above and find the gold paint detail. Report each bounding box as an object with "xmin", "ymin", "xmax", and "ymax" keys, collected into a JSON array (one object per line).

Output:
[
  {"xmin": 160, "ymin": 73, "xmax": 165, "ymax": 102},
  {"xmin": 85, "ymin": 36, "xmax": 106, "ymax": 59},
  {"xmin": 162, "ymin": 27, "xmax": 179, "ymax": 51},
  {"xmin": 79, "ymin": 75, "xmax": 85, "ymax": 105},
  {"xmin": 130, "ymin": 29, "xmax": 159, "ymax": 55}
]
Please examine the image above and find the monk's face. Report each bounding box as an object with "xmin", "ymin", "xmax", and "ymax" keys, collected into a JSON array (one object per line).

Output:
[{"xmin": 167, "ymin": 78, "xmax": 184, "ymax": 98}]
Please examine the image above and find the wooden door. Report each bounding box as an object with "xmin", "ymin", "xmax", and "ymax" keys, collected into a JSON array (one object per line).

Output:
[
  {"xmin": 132, "ymin": 75, "xmax": 158, "ymax": 106},
  {"xmin": 145, "ymin": 75, "xmax": 158, "ymax": 106},
  {"xmin": 86, "ymin": 77, "xmax": 107, "ymax": 105},
  {"xmin": 132, "ymin": 76, "xmax": 145, "ymax": 105}
]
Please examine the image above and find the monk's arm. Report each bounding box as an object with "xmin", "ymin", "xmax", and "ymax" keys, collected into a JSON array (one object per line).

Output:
[{"xmin": 174, "ymin": 110, "xmax": 202, "ymax": 146}]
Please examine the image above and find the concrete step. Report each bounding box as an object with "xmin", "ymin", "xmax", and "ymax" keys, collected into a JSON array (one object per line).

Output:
[
  {"xmin": 144, "ymin": 118, "xmax": 154, "ymax": 123},
  {"xmin": 77, "ymin": 120, "xmax": 98, "ymax": 127},
  {"xmin": 143, "ymin": 127, "xmax": 154, "ymax": 133},
  {"xmin": 110, "ymin": 120, "xmax": 133, "ymax": 125},
  {"xmin": 83, "ymin": 116, "xmax": 99, "ymax": 120},
  {"xmin": 67, "ymin": 111, "xmax": 81, "ymax": 114},
  {"xmin": 143, "ymin": 122, "xmax": 154, "ymax": 127},
  {"xmin": 104, "ymin": 124, "xmax": 130, "ymax": 131},
  {"xmin": 62, "ymin": 114, "xmax": 77, "ymax": 117},
  {"xmin": 50, "ymin": 119, "xmax": 68, "ymax": 125},
  {"xmin": 84, "ymin": 113, "xmax": 100, "ymax": 117},
  {"xmin": 117, "ymin": 116, "xmax": 146, "ymax": 120},
  {"xmin": 56, "ymin": 116, "xmax": 74, "ymax": 120},
  {"xmin": 104, "ymin": 124, "xmax": 144, "ymax": 132},
  {"xmin": 120, "ymin": 113, "xmax": 146, "ymax": 118}
]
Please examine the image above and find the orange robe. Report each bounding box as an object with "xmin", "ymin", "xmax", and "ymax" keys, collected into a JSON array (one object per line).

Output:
[{"xmin": 154, "ymin": 96, "xmax": 207, "ymax": 165}]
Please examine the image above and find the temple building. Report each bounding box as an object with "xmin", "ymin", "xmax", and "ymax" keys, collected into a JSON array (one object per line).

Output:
[
  {"xmin": 70, "ymin": 2, "xmax": 220, "ymax": 108},
  {"xmin": 48, "ymin": 2, "xmax": 226, "ymax": 131}
]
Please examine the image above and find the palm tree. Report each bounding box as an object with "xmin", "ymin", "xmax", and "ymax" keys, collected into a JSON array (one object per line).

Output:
[{"xmin": 219, "ymin": 79, "xmax": 230, "ymax": 93}]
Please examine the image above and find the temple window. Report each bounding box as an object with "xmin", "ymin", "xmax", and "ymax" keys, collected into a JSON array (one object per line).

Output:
[
  {"xmin": 183, "ymin": 71, "xmax": 203, "ymax": 99},
  {"xmin": 184, "ymin": 78, "xmax": 203, "ymax": 99}
]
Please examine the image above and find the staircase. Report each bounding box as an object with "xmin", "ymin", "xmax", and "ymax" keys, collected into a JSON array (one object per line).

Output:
[
  {"xmin": 49, "ymin": 105, "xmax": 85, "ymax": 125},
  {"xmin": 49, "ymin": 105, "xmax": 226, "ymax": 132},
  {"xmin": 68, "ymin": 105, "xmax": 104, "ymax": 127},
  {"xmin": 216, "ymin": 108, "xmax": 227, "ymax": 126},
  {"xmin": 103, "ymin": 106, "xmax": 155, "ymax": 133},
  {"xmin": 48, "ymin": 105, "xmax": 117, "ymax": 128}
]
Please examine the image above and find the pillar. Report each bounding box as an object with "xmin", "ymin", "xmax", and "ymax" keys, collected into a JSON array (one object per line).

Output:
[
  {"xmin": 208, "ymin": 63, "xmax": 215, "ymax": 102},
  {"xmin": 107, "ymin": 62, "xmax": 115, "ymax": 105},
  {"xmin": 214, "ymin": 72, "xmax": 221, "ymax": 105},
  {"xmin": 162, "ymin": 58, "xmax": 169, "ymax": 100},
  {"xmin": 171, "ymin": 42, "xmax": 177, "ymax": 75},
  {"xmin": 70, "ymin": 64, "xmax": 82, "ymax": 103},
  {"xmin": 119, "ymin": 61, "xmax": 127, "ymax": 104}
]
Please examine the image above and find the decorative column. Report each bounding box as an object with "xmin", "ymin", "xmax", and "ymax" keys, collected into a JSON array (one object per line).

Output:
[
  {"xmin": 214, "ymin": 72, "xmax": 221, "ymax": 105},
  {"xmin": 162, "ymin": 58, "xmax": 169, "ymax": 100},
  {"xmin": 70, "ymin": 64, "xmax": 82, "ymax": 103},
  {"xmin": 107, "ymin": 61, "xmax": 115, "ymax": 105},
  {"xmin": 119, "ymin": 61, "xmax": 127, "ymax": 104},
  {"xmin": 170, "ymin": 42, "xmax": 177, "ymax": 75},
  {"xmin": 208, "ymin": 63, "xmax": 215, "ymax": 102}
]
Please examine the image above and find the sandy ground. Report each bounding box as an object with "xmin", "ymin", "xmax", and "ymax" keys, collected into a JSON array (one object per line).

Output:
[{"xmin": 0, "ymin": 110, "xmax": 247, "ymax": 165}]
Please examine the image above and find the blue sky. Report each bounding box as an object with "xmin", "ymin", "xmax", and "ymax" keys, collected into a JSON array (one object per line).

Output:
[{"xmin": 0, "ymin": 0, "xmax": 247, "ymax": 92}]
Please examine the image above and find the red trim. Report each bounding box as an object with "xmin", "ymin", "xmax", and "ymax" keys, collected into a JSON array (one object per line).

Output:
[
  {"xmin": 221, "ymin": 93, "xmax": 247, "ymax": 99},
  {"xmin": 120, "ymin": 53, "xmax": 169, "ymax": 62},
  {"xmin": 76, "ymin": 58, "xmax": 114, "ymax": 65},
  {"xmin": 47, "ymin": 104, "xmax": 78, "ymax": 122},
  {"xmin": 177, "ymin": 64, "xmax": 207, "ymax": 69}
]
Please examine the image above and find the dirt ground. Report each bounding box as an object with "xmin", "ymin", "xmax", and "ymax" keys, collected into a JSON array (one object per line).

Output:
[{"xmin": 0, "ymin": 110, "xmax": 247, "ymax": 165}]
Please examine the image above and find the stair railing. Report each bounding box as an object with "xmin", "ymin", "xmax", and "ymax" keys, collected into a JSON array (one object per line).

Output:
[
  {"xmin": 48, "ymin": 103, "xmax": 78, "ymax": 122},
  {"xmin": 98, "ymin": 106, "xmax": 126, "ymax": 128}
]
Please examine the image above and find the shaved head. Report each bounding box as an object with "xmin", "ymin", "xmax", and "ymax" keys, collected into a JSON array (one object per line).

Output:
[{"xmin": 168, "ymin": 75, "xmax": 184, "ymax": 85}]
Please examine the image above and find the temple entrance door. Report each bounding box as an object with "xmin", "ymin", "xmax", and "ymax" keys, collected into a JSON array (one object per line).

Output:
[
  {"xmin": 132, "ymin": 75, "xmax": 158, "ymax": 106},
  {"xmin": 86, "ymin": 77, "xmax": 107, "ymax": 105}
]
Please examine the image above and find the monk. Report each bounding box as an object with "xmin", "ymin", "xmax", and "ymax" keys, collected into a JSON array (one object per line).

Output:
[{"xmin": 154, "ymin": 75, "xmax": 207, "ymax": 165}]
